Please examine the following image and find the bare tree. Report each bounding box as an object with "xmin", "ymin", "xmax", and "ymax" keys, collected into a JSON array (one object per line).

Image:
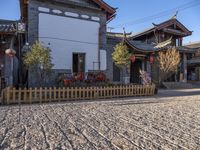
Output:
[{"xmin": 158, "ymin": 47, "xmax": 180, "ymax": 82}]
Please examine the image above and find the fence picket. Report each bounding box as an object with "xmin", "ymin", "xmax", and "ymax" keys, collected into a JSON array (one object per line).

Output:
[
  {"xmin": 24, "ymin": 88, "xmax": 27, "ymax": 103},
  {"xmin": 54, "ymin": 87, "xmax": 56, "ymax": 101},
  {"xmin": 82, "ymin": 87, "xmax": 85, "ymax": 99},
  {"xmin": 29, "ymin": 88, "xmax": 32, "ymax": 104},
  {"xmin": 39, "ymin": 87, "xmax": 42, "ymax": 103},
  {"xmin": 44, "ymin": 87, "xmax": 47, "ymax": 102},
  {"xmin": 66, "ymin": 87, "xmax": 69, "ymax": 100},
  {"xmin": 58, "ymin": 87, "xmax": 61, "ymax": 102},
  {"xmin": 49, "ymin": 87, "xmax": 52, "ymax": 102},
  {"xmin": 12, "ymin": 88, "xmax": 16, "ymax": 103},
  {"xmin": 62, "ymin": 87, "xmax": 65, "ymax": 100},
  {"xmin": 6, "ymin": 88, "xmax": 10, "ymax": 104}
]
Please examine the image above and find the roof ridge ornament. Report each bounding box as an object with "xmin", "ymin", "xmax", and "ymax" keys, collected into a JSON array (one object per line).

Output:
[
  {"xmin": 123, "ymin": 27, "xmax": 127, "ymax": 40},
  {"xmin": 171, "ymin": 11, "xmax": 179, "ymax": 19}
]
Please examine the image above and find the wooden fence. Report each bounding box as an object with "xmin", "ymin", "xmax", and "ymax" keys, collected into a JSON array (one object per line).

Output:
[{"xmin": 1, "ymin": 84, "xmax": 155, "ymax": 105}]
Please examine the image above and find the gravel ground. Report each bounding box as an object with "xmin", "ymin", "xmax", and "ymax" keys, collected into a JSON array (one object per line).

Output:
[{"xmin": 0, "ymin": 89, "xmax": 200, "ymax": 150}]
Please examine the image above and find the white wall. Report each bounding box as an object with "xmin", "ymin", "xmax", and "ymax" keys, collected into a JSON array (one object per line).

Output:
[{"xmin": 39, "ymin": 13, "xmax": 102, "ymax": 71}]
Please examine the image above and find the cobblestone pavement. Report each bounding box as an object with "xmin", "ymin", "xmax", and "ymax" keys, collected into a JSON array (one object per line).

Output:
[{"xmin": 0, "ymin": 89, "xmax": 200, "ymax": 150}]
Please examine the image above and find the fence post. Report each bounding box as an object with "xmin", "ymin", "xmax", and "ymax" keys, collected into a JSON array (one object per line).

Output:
[
  {"xmin": 29, "ymin": 87, "xmax": 32, "ymax": 104},
  {"xmin": 116, "ymin": 86, "xmax": 119, "ymax": 98},
  {"xmin": 6, "ymin": 87, "xmax": 10, "ymax": 105},
  {"xmin": 66, "ymin": 87, "xmax": 69, "ymax": 100},
  {"xmin": 49, "ymin": 87, "xmax": 52, "ymax": 102},
  {"xmin": 85, "ymin": 87, "xmax": 88, "ymax": 99},
  {"xmin": 23, "ymin": 88, "xmax": 27, "ymax": 103},
  {"xmin": 12, "ymin": 87, "xmax": 16, "ymax": 104},
  {"xmin": 152, "ymin": 84, "xmax": 155, "ymax": 95},
  {"xmin": 58, "ymin": 87, "xmax": 61, "ymax": 102},
  {"xmin": 34, "ymin": 88, "xmax": 37, "ymax": 102},
  {"xmin": 39, "ymin": 87, "xmax": 42, "ymax": 103},
  {"xmin": 17, "ymin": 88, "xmax": 21, "ymax": 104},
  {"xmin": 44, "ymin": 87, "xmax": 47, "ymax": 102},
  {"xmin": 82, "ymin": 87, "xmax": 85, "ymax": 100},
  {"xmin": 62, "ymin": 87, "xmax": 65, "ymax": 100},
  {"xmin": 54, "ymin": 87, "xmax": 56, "ymax": 101}
]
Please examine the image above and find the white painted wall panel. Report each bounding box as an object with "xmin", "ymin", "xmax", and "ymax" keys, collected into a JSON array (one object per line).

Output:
[
  {"xmin": 39, "ymin": 13, "xmax": 102, "ymax": 71},
  {"xmin": 38, "ymin": 7, "xmax": 50, "ymax": 12},
  {"xmin": 100, "ymin": 50, "xmax": 107, "ymax": 70}
]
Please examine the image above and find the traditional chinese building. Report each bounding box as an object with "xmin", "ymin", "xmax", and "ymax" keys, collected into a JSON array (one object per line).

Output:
[
  {"xmin": 0, "ymin": 19, "xmax": 26, "ymax": 89},
  {"xmin": 185, "ymin": 42, "xmax": 200, "ymax": 81},
  {"xmin": 107, "ymin": 16, "xmax": 196, "ymax": 85},
  {"xmin": 20, "ymin": 0, "xmax": 116, "ymax": 87}
]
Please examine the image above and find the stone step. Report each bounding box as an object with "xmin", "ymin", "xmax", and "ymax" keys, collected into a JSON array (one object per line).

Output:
[{"xmin": 162, "ymin": 82, "xmax": 194, "ymax": 89}]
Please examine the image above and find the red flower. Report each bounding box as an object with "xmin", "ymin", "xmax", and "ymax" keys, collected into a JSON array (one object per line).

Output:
[{"xmin": 97, "ymin": 72, "xmax": 106, "ymax": 82}]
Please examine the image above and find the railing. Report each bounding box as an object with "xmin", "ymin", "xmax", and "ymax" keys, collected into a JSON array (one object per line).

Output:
[{"xmin": 1, "ymin": 84, "xmax": 155, "ymax": 105}]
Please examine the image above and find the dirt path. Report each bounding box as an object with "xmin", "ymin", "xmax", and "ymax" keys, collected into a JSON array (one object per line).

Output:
[{"xmin": 0, "ymin": 89, "xmax": 200, "ymax": 149}]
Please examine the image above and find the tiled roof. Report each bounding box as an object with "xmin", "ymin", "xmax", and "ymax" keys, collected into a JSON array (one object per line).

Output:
[
  {"xmin": 0, "ymin": 24, "xmax": 16, "ymax": 33},
  {"xmin": 107, "ymin": 32, "xmax": 132, "ymax": 38},
  {"xmin": 131, "ymin": 18, "xmax": 192, "ymax": 39},
  {"xmin": 184, "ymin": 41, "xmax": 200, "ymax": 49},
  {"xmin": 0, "ymin": 20, "xmax": 17, "ymax": 33},
  {"xmin": 126, "ymin": 40, "xmax": 157, "ymax": 52},
  {"xmin": 187, "ymin": 59, "xmax": 200, "ymax": 65},
  {"xmin": 177, "ymin": 46, "xmax": 197, "ymax": 53},
  {"xmin": 131, "ymin": 27, "xmax": 155, "ymax": 39}
]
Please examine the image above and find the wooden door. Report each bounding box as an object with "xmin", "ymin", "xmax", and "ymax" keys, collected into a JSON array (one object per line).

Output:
[
  {"xmin": 130, "ymin": 60, "xmax": 142, "ymax": 84},
  {"xmin": 73, "ymin": 53, "xmax": 85, "ymax": 73}
]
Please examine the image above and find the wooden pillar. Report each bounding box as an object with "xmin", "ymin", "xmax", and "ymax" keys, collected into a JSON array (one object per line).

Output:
[
  {"xmin": 142, "ymin": 61, "xmax": 145, "ymax": 71},
  {"xmin": 146, "ymin": 61, "xmax": 151, "ymax": 74},
  {"xmin": 196, "ymin": 67, "xmax": 200, "ymax": 81},
  {"xmin": 183, "ymin": 53, "xmax": 187, "ymax": 82}
]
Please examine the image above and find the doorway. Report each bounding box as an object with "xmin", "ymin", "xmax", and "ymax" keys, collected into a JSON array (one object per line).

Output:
[
  {"xmin": 73, "ymin": 53, "xmax": 85, "ymax": 73},
  {"xmin": 130, "ymin": 60, "xmax": 142, "ymax": 84}
]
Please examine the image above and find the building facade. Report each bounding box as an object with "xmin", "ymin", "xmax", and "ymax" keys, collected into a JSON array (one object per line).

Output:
[
  {"xmin": 0, "ymin": 20, "xmax": 26, "ymax": 88},
  {"xmin": 20, "ymin": 0, "xmax": 115, "ymax": 87},
  {"xmin": 185, "ymin": 42, "xmax": 200, "ymax": 81},
  {"xmin": 107, "ymin": 17, "xmax": 195, "ymax": 85}
]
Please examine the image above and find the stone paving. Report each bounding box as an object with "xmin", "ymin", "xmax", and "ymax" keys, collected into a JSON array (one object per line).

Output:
[{"xmin": 0, "ymin": 89, "xmax": 200, "ymax": 150}]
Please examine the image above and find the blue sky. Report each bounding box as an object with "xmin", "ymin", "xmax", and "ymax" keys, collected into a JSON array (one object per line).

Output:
[{"xmin": 0, "ymin": 0, "xmax": 199, "ymax": 44}]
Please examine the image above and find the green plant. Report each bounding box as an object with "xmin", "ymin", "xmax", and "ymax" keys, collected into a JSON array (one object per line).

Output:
[
  {"xmin": 23, "ymin": 41, "xmax": 54, "ymax": 86},
  {"xmin": 112, "ymin": 43, "xmax": 131, "ymax": 68},
  {"xmin": 112, "ymin": 43, "xmax": 131, "ymax": 83}
]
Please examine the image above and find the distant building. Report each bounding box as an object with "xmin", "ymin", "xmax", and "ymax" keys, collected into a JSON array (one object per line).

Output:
[
  {"xmin": 107, "ymin": 16, "xmax": 196, "ymax": 85},
  {"xmin": 0, "ymin": 19, "xmax": 26, "ymax": 88},
  {"xmin": 185, "ymin": 42, "xmax": 200, "ymax": 81}
]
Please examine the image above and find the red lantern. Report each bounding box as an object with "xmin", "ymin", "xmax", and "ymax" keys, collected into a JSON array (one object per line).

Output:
[
  {"xmin": 129, "ymin": 55, "xmax": 136, "ymax": 63},
  {"xmin": 5, "ymin": 48, "xmax": 16, "ymax": 57},
  {"xmin": 149, "ymin": 55, "xmax": 154, "ymax": 64}
]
